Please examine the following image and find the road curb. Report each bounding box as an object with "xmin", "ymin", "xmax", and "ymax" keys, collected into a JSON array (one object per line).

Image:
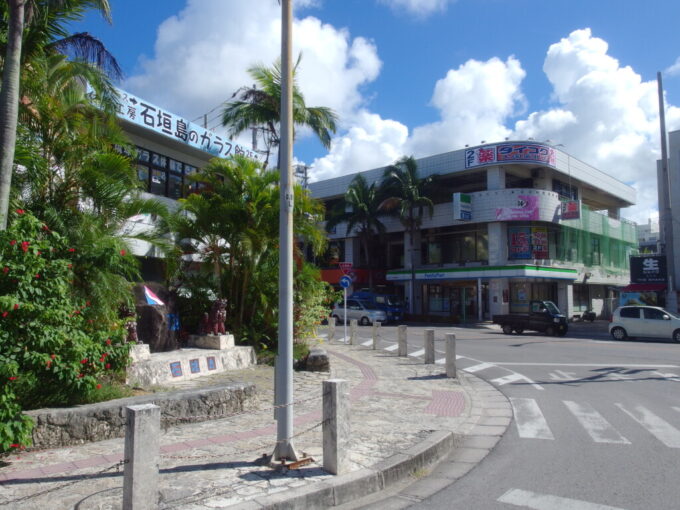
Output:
[{"xmin": 229, "ymin": 371, "xmax": 511, "ymax": 509}]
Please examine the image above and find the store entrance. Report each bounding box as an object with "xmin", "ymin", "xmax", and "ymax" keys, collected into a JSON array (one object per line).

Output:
[{"xmin": 423, "ymin": 281, "xmax": 478, "ymax": 322}]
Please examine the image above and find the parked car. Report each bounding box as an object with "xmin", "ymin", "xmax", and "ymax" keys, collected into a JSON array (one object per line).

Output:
[
  {"xmin": 492, "ymin": 300, "xmax": 568, "ymax": 336},
  {"xmin": 349, "ymin": 291, "xmax": 404, "ymax": 322},
  {"xmin": 609, "ymin": 305, "xmax": 680, "ymax": 342},
  {"xmin": 331, "ymin": 299, "xmax": 388, "ymax": 326}
]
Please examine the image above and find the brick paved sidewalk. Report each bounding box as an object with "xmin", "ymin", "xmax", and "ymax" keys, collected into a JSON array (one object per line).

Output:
[{"xmin": 0, "ymin": 338, "xmax": 476, "ymax": 509}]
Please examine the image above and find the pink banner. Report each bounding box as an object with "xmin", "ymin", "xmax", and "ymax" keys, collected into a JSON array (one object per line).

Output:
[{"xmin": 496, "ymin": 195, "xmax": 539, "ymax": 221}]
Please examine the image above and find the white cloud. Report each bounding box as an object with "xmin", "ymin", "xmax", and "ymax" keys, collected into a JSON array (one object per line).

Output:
[
  {"xmin": 666, "ymin": 56, "xmax": 680, "ymax": 76},
  {"xmin": 378, "ymin": 0, "xmax": 458, "ymax": 17},
  {"xmin": 125, "ymin": 0, "xmax": 381, "ymax": 140}
]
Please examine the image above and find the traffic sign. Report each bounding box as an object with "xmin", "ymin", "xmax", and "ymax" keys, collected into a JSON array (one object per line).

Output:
[
  {"xmin": 339, "ymin": 275, "xmax": 352, "ymax": 289},
  {"xmin": 339, "ymin": 262, "xmax": 353, "ymax": 274}
]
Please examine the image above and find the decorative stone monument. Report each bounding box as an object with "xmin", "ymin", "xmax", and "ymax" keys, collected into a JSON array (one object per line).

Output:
[{"xmin": 189, "ymin": 298, "xmax": 235, "ymax": 350}]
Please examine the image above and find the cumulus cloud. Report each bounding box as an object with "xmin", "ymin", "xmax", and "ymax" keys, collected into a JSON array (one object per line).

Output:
[
  {"xmin": 125, "ymin": 0, "xmax": 380, "ymax": 139},
  {"xmin": 666, "ymin": 56, "xmax": 680, "ymax": 76},
  {"xmin": 378, "ymin": 0, "xmax": 458, "ymax": 17}
]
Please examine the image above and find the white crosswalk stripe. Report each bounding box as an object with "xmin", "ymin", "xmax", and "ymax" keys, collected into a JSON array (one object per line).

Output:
[
  {"xmin": 409, "ymin": 348, "xmax": 425, "ymax": 357},
  {"xmin": 464, "ymin": 362, "xmax": 495, "ymax": 373},
  {"xmin": 384, "ymin": 344, "xmax": 398, "ymax": 352},
  {"xmin": 498, "ymin": 488, "xmax": 626, "ymax": 510},
  {"xmin": 563, "ymin": 401, "xmax": 630, "ymax": 444},
  {"xmin": 510, "ymin": 398, "xmax": 554, "ymax": 440},
  {"xmin": 360, "ymin": 340, "xmax": 372, "ymax": 347},
  {"xmin": 615, "ymin": 403, "xmax": 680, "ymax": 448},
  {"xmin": 491, "ymin": 373, "xmax": 526, "ymax": 386}
]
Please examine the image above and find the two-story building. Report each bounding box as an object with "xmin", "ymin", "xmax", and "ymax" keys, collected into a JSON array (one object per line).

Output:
[{"xmin": 309, "ymin": 141, "xmax": 638, "ymax": 321}]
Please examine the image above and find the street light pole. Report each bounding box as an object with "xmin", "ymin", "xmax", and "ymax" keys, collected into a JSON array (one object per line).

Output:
[{"xmin": 273, "ymin": 0, "xmax": 299, "ymax": 462}]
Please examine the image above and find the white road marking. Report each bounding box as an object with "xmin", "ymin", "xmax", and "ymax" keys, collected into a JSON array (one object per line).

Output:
[
  {"xmin": 615, "ymin": 403, "xmax": 680, "ymax": 448},
  {"xmin": 409, "ymin": 349, "xmax": 425, "ymax": 357},
  {"xmin": 384, "ymin": 344, "xmax": 398, "ymax": 352},
  {"xmin": 652, "ymin": 370, "xmax": 680, "ymax": 382},
  {"xmin": 673, "ymin": 407, "xmax": 680, "ymax": 413},
  {"xmin": 548, "ymin": 370, "xmax": 578, "ymax": 381},
  {"xmin": 435, "ymin": 358, "xmax": 445, "ymax": 365},
  {"xmin": 464, "ymin": 362, "xmax": 495, "ymax": 373},
  {"xmin": 563, "ymin": 401, "xmax": 630, "ymax": 444},
  {"xmin": 510, "ymin": 398, "xmax": 554, "ymax": 440},
  {"xmin": 360, "ymin": 340, "xmax": 373, "ymax": 347},
  {"xmin": 498, "ymin": 488, "xmax": 627, "ymax": 510},
  {"xmin": 491, "ymin": 373, "xmax": 526, "ymax": 386},
  {"xmin": 487, "ymin": 362, "xmax": 679, "ymax": 368}
]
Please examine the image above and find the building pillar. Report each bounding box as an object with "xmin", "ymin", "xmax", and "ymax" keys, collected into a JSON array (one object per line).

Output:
[
  {"xmin": 487, "ymin": 165, "xmax": 506, "ymax": 190},
  {"xmin": 557, "ymin": 281, "xmax": 574, "ymax": 319},
  {"xmin": 487, "ymin": 222, "xmax": 507, "ymax": 266},
  {"xmin": 489, "ymin": 278, "xmax": 509, "ymax": 317}
]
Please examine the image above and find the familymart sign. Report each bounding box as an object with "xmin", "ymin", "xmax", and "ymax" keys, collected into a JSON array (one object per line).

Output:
[{"xmin": 386, "ymin": 265, "xmax": 578, "ymax": 281}]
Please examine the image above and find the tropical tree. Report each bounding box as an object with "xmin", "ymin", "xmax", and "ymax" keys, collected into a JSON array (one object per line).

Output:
[
  {"xmin": 380, "ymin": 156, "xmax": 436, "ymax": 313},
  {"xmin": 0, "ymin": 0, "xmax": 121, "ymax": 230},
  {"xmin": 221, "ymin": 57, "xmax": 338, "ymax": 168},
  {"xmin": 165, "ymin": 154, "xmax": 327, "ymax": 349},
  {"xmin": 325, "ymin": 174, "xmax": 388, "ymax": 291}
]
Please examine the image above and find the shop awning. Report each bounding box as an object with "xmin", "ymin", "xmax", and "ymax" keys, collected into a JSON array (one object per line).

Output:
[{"xmin": 620, "ymin": 283, "xmax": 667, "ymax": 292}]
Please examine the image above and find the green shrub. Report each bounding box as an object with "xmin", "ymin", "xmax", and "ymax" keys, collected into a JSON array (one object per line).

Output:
[{"xmin": 0, "ymin": 210, "xmax": 130, "ymax": 453}]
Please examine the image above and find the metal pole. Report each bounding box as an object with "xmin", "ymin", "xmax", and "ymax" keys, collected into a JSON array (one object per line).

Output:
[
  {"xmin": 658, "ymin": 72, "xmax": 678, "ymax": 313},
  {"xmin": 344, "ymin": 287, "xmax": 347, "ymax": 343},
  {"xmin": 273, "ymin": 0, "xmax": 298, "ymax": 462}
]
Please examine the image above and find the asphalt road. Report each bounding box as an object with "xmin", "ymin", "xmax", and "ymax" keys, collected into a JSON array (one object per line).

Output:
[{"xmin": 352, "ymin": 322, "xmax": 680, "ymax": 510}]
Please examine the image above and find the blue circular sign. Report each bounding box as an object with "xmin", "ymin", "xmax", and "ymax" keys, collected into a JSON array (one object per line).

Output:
[{"xmin": 339, "ymin": 275, "xmax": 352, "ymax": 289}]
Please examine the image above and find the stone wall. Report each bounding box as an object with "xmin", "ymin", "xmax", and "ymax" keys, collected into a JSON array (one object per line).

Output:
[{"xmin": 25, "ymin": 382, "xmax": 255, "ymax": 449}]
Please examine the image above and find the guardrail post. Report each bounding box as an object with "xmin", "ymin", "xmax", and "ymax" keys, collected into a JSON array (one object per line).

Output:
[
  {"xmin": 424, "ymin": 329, "xmax": 435, "ymax": 364},
  {"xmin": 123, "ymin": 404, "xmax": 160, "ymax": 510},
  {"xmin": 328, "ymin": 316, "xmax": 336, "ymax": 343},
  {"xmin": 372, "ymin": 322, "xmax": 381, "ymax": 350},
  {"xmin": 445, "ymin": 333, "xmax": 457, "ymax": 378},
  {"xmin": 323, "ymin": 379, "xmax": 350, "ymax": 475},
  {"xmin": 398, "ymin": 325, "xmax": 408, "ymax": 356},
  {"xmin": 350, "ymin": 319, "xmax": 358, "ymax": 345}
]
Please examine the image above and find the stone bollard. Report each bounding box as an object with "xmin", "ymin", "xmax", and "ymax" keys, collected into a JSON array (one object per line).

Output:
[
  {"xmin": 424, "ymin": 329, "xmax": 435, "ymax": 364},
  {"xmin": 398, "ymin": 325, "xmax": 408, "ymax": 356},
  {"xmin": 350, "ymin": 319, "xmax": 358, "ymax": 345},
  {"xmin": 328, "ymin": 316, "xmax": 336, "ymax": 343},
  {"xmin": 372, "ymin": 322, "xmax": 381, "ymax": 350},
  {"xmin": 445, "ymin": 333, "xmax": 457, "ymax": 378},
  {"xmin": 323, "ymin": 379, "xmax": 350, "ymax": 475},
  {"xmin": 123, "ymin": 404, "xmax": 160, "ymax": 510}
]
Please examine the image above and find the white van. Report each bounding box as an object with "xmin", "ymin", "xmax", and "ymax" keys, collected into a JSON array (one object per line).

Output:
[{"xmin": 609, "ymin": 306, "xmax": 680, "ymax": 342}]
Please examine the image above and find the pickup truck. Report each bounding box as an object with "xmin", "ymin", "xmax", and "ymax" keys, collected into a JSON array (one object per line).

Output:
[{"xmin": 493, "ymin": 300, "xmax": 568, "ymax": 336}]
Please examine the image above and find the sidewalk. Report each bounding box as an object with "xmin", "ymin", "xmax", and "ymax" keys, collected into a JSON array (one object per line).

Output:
[{"xmin": 0, "ymin": 331, "xmax": 511, "ymax": 509}]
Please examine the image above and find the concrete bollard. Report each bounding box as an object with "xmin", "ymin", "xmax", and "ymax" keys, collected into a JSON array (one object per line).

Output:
[
  {"xmin": 123, "ymin": 404, "xmax": 160, "ymax": 510},
  {"xmin": 328, "ymin": 316, "xmax": 336, "ymax": 343},
  {"xmin": 445, "ymin": 333, "xmax": 457, "ymax": 378},
  {"xmin": 424, "ymin": 329, "xmax": 435, "ymax": 364},
  {"xmin": 398, "ymin": 325, "xmax": 408, "ymax": 356},
  {"xmin": 323, "ymin": 379, "xmax": 350, "ymax": 475},
  {"xmin": 372, "ymin": 322, "xmax": 381, "ymax": 350},
  {"xmin": 350, "ymin": 319, "xmax": 358, "ymax": 345}
]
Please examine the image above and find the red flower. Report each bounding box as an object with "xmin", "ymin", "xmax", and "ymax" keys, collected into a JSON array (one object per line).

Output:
[
  {"xmin": 9, "ymin": 444, "xmax": 20, "ymax": 448},
  {"xmin": 35, "ymin": 274, "xmax": 40, "ymax": 279},
  {"xmin": 80, "ymin": 358, "xmax": 88, "ymax": 364},
  {"xmin": 20, "ymin": 241, "xmax": 29, "ymax": 253},
  {"xmin": 13, "ymin": 304, "xmax": 19, "ymax": 310},
  {"xmin": 2, "ymin": 312, "xmax": 8, "ymax": 318},
  {"xmin": 8, "ymin": 376, "xmax": 17, "ymax": 381},
  {"xmin": 86, "ymin": 301, "xmax": 91, "ymax": 307},
  {"xmin": 105, "ymin": 363, "xmax": 111, "ymax": 369},
  {"xmin": 37, "ymin": 251, "xmax": 42, "ymax": 256},
  {"xmin": 46, "ymin": 360, "xmax": 52, "ymax": 368},
  {"xmin": 50, "ymin": 353, "xmax": 56, "ymax": 359},
  {"xmin": 15, "ymin": 209, "xmax": 24, "ymax": 214},
  {"xmin": 67, "ymin": 263, "xmax": 73, "ymax": 269},
  {"xmin": 42, "ymin": 224, "xmax": 49, "ymax": 231},
  {"xmin": 120, "ymin": 249, "xmax": 126, "ymax": 256},
  {"xmin": 106, "ymin": 339, "xmax": 112, "ymax": 345},
  {"xmin": 96, "ymin": 384, "xmax": 102, "ymax": 390},
  {"xmin": 3, "ymin": 266, "xmax": 8, "ymax": 274},
  {"xmin": 77, "ymin": 373, "xmax": 84, "ymax": 378},
  {"xmin": 74, "ymin": 310, "xmax": 81, "ymax": 315},
  {"xmin": 9, "ymin": 240, "xmax": 16, "ymax": 246},
  {"xmin": 68, "ymin": 248, "xmax": 75, "ymax": 252}
]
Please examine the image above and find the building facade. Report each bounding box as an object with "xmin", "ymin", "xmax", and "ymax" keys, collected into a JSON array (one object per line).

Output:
[{"xmin": 310, "ymin": 141, "xmax": 638, "ymax": 321}]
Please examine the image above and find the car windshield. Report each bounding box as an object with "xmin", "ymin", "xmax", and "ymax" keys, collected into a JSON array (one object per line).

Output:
[{"xmin": 543, "ymin": 301, "xmax": 561, "ymax": 315}]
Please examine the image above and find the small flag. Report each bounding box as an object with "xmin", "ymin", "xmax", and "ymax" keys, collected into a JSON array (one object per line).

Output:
[{"xmin": 144, "ymin": 286, "xmax": 165, "ymax": 306}]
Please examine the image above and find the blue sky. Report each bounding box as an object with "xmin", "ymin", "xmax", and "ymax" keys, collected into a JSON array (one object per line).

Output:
[{"xmin": 75, "ymin": 0, "xmax": 680, "ymax": 222}]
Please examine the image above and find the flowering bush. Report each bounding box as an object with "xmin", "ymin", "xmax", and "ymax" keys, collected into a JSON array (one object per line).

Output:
[{"xmin": 0, "ymin": 210, "xmax": 130, "ymax": 453}]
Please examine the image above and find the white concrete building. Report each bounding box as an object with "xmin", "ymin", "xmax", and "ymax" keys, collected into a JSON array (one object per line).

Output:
[{"xmin": 310, "ymin": 141, "xmax": 638, "ymax": 321}]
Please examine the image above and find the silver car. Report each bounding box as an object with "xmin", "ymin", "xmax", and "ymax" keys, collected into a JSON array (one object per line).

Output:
[
  {"xmin": 609, "ymin": 305, "xmax": 680, "ymax": 342},
  {"xmin": 331, "ymin": 299, "xmax": 387, "ymax": 326}
]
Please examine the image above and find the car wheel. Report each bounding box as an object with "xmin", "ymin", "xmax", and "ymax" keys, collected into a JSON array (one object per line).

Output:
[
  {"xmin": 514, "ymin": 327, "xmax": 524, "ymax": 334},
  {"xmin": 611, "ymin": 327, "xmax": 627, "ymax": 341},
  {"xmin": 545, "ymin": 325, "xmax": 555, "ymax": 336},
  {"xmin": 360, "ymin": 316, "xmax": 371, "ymax": 326},
  {"xmin": 673, "ymin": 329, "xmax": 680, "ymax": 343},
  {"xmin": 502, "ymin": 324, "xmax": 514, "ymax": 335}
]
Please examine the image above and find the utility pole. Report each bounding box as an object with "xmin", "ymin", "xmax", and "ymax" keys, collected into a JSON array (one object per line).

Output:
[
  {"xmin": 273, "ymin": 0, "xmax": 299, "ymax": 462},
  {"xmin": 657, "ymin": 72, "xmax": 678, "ymax": 313}
]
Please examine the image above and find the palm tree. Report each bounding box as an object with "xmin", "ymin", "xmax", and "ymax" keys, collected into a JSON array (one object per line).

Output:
[
  {"xmin": 221, "ymin": 57, "xmax": 338, "ymax": 168},
  {"xmin": 325, "ymin": 174, "xmax": 388, "ymax": 291},
  {"xmin": 380, "ymin": 156, "xmax": 436, "ymax": 314},
  {"xmin": 0, "ymin": 0, "xmax": 121, "ymax": 230}
]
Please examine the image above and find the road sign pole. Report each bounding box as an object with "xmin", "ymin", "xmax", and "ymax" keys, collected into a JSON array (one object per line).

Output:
[{"xmin": 344, "ymin": 287, "xmax": 347, "ymax": 343}]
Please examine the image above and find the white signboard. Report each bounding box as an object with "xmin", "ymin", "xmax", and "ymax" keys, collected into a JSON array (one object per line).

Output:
[{"xmin": 453, "ymin": 193, "xmax": 472, "ymax": 221}]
